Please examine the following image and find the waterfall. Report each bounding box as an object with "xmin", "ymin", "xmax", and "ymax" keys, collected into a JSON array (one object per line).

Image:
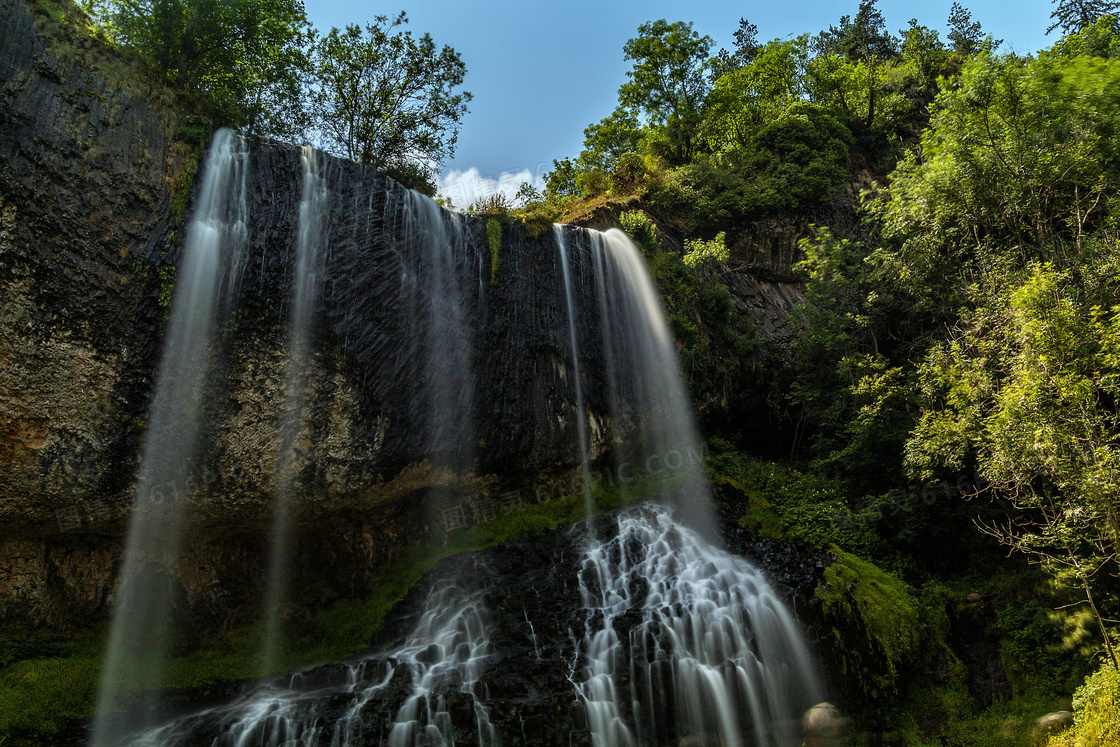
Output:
[
  {"xmin": 574, "ymin": 505, "xmax": 823, "ymax": 747},
  {"xmin": 402, "ymin": 190, "xmax": 475, "ymax": 468},
  {"xmin": 555, "ymin": 225, "xmax": 593, "ymax": 516},
  {"xmin": 260, "ymin": 145, "xmax": 329, "ymax": 674},
  {"xmin": 589, "ymin": 229, "xmax": 712, "ymax": 534},
  {"xmin": 100, "ymin": 145, "xmax": 824, "ymax": 745},
  {"xmin": 91, "ymin": 129, "xmax": 249, "ymax": 745},
  {"xmin": 569, "ymin": 229, "xmax": 820, "ymax": 747}
]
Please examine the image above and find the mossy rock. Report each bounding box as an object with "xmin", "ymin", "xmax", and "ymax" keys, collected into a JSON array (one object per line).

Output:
[{"xmin": 816, "ymin": 547, "xmax": 923, "ymax": 700}]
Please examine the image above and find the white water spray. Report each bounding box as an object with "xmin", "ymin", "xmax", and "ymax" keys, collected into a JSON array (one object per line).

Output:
[
  {"xmin": 91, "ymin": 129, "xmax": 248, "ymax": 745},
  {"xmin": 260, "ymin": 144, "xmax": 328, "ymax": 674}
]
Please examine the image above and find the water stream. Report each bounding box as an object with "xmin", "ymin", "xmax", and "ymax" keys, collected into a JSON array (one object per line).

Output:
[
  {"xmin": 260, "ymin": 144, "xmax": 329, "ymax": 674},
  {"xmin": 92, "ymin": 129, "xmax": 249, "ymax": 746}
]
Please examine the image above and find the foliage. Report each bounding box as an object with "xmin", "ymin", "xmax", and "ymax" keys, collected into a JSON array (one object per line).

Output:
[
  {"xmin": 1049, "ymin": 0, "xmax": 1120, "ymax": 35},
  {"xmin": 618, "ymin": 19, "xmax": 713, "ymax": 163},
  {"xmin": 710, "ymin": 17, "xmax": 760, "ymax": 80},
  {"xmin": 875, "ymin": 51, "xmax": 1120, "ymax": 309},
  {"xmin": 105, "ymin": 0, "xmax": 312, "ymax": 137},
  {"xmin": 1051, "ymin": 13, "xmax": 1120, "ymax": 57},
  {"xmin": 617, "ymin": 211, "xmax": 659, "ymax": 256},
  {"xmin": 1049, "ymin": 663, "xmax": 1120, "ymax": 747},
  {"xmin": 704, "ymin": 36, "xmax": 810, "ymax": 151},
  {"xmin": 948, "ymin": 2, "xmax": 998, "ymax": 55},
  {"xmin": 682, "ymin": 232, "xmax": 727, "ymax": 269},
  {"xmin": 311, "ymin": 13, "xmax": 470, "ymax": 190}
]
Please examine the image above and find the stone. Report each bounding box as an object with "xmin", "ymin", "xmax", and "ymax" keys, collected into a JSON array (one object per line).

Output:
[
  {"xmin": 1032, "ymin": 710, "xmax": 1073, "ymax": 743},
  {"xmin": 803, "ymin": 701, "xmax": 844, "ymax": 745}
]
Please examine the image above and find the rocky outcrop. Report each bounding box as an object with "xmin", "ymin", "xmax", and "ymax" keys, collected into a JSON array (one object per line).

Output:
[{"xmin": 0, "ymin": 0, "xmax": 621, "ymax": 630}]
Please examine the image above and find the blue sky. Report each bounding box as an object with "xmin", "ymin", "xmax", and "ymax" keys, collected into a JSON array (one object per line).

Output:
[{"xmin": 304, "ymin": 1, "xmax": 1053, "ymax": 205}]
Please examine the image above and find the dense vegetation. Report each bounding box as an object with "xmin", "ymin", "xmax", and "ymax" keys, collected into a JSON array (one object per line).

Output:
[{"xmin": 527, "ymin": 0, "xmax": 1120, "ymax": 741}]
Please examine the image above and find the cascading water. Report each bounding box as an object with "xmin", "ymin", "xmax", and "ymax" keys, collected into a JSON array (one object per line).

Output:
[
  {"xmin": 401, "ymin": 190, "xmax": 475, "ymax": 469},
  {"xmin": 260, "ymin": 144, "xmax": 329, "ymax": 674},
  {"xmin": 574, "ymin": 504, "xmax": 822, "ymax": 747},
  {"xmin": 589, "ymin": 229, "xmax": 712, "ymax": 531},
  {"xmin": 555, "ymin": 226, "xmax": 593, "ymax": 516},
  {"xmin": 569, "ymin": 228, "xmax": 822, "ymax": 747},
  {"xmin": 128, "ymin": 577, "xmax": 495, "ymax": 747},
  {"xmin": 91, "ymin": 129, "xmax": 249, "ymax": 746},
  {"xmin": 105, "ymin": 147, "xmax": 824, "ymax": 744}
]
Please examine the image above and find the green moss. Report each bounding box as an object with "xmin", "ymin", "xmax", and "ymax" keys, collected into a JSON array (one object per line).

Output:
[
  {"xmin": 157, "ymin": 266, "xmax": 176, "ymax": 308},
  {"xmin": 816, "ymin": 548, "xmax": 922, "ymax": 694},
  {"xmin": 487, "ymin": 218, "xmax": 502, "ymax": 285}
]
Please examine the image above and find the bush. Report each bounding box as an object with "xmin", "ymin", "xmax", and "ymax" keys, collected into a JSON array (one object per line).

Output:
[
  {"xmin": 1050, "ymin": 663, "xmax": 1120, "ymax": 747},
  {"xmin": 683, "ymin": 232, "xmax": 728, "ymax": 269},
  {"xmin": 617, "ymin": 210, "xmax": 659, "ymax": 255}
]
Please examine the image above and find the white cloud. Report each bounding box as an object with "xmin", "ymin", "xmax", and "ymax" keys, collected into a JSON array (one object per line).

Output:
[{"xmin": 437, "ymin": 166, "xmax": 546, "ymax": 210}]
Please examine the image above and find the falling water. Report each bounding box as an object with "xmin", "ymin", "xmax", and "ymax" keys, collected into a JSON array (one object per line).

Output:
[
  {"xmin": 555, "ymin": 225, "xmax": 594, "ymax": 516},
  {"xmin": 574, "ymin": 504, "xmax": 822, "ymax": 747},
  {"xmin": 569, "ymin": 228, "xmax": 822, "ymax": 746},
  {"xmin": 260, "ymin": 145, "xmax": 328, "ymax": 674},
  {"xmin": 91, "ymin": 129, "xmax": 249, "ymax": 745},
  {"xmin": 402, "ymin": 191, "xmax": 475, "ymax": 467},
  {"xmin": 126, "ymin": 577, "xmax": 495, "ymax": 746},
  {"xmin": 589, "ymin": 229, "xmax": 712, "ymax": 533},
  {"xmin": 386, "ymin": 583, "xmax": 496, "ymax": 747}
]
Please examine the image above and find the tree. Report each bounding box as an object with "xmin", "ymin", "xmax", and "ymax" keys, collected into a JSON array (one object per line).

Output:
[
  {"xmin": 876, "ymin": 52, "xmax": 1120, "ymax": 309},
  {"xmin": 815, "ymin": 1, "xmax": 897, "ymax": 126},
  {"xmin": 711, "ymin": 17, "xmax": 761, "ymax": 81},
  {"xmin": 1048, "ymin": 0, "xmax": 1120, "ymax": 35},
  {"xmin": 108, "ymin": 0, "xmax": 311, "ymax": 137},
  {"xmin": 705, "ymin": 36, "xmax": 810, "ymax": 150},
  {"xmin": 618, "ymin": 19, "xmax": 714, "ymax": 164},
  {"xmin": 899, "ymin": 19, "xmax": 949, "ymax": 84},
  {"xmin": 947, "ymin": 3, "xmax": 983, "ymax": 55},
  {"xmin": 579, "ymin": 108, "xmax": 644, "ymax": 172},
  {"xmin": 311, "ymin": 13, "xmax": 471, "ymax": 189},
  {"xmin": 907, "ymin": 262, "xmax": 1120, "ymax": 667}
]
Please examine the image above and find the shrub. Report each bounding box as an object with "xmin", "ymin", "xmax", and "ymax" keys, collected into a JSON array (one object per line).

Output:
[
  {"xmin": 1050, "ymin": 663, "xmax": 1120, "ymax": 747},
  {"xmin": 683, "ymin": 232, "xmax": 728, "ymax": 269},
  {"xmin": 617, "ymin": 210, "xmax": 660, "ymax": 256}
]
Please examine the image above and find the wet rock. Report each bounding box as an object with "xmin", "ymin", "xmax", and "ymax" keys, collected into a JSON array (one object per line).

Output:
[
  {"xmin": 803, "ymin": 701, "xmax": 844, "ymax": 745},
  {"xmin": 1032, "ymin": 710, "xmax": 1073, "ymax": 742}
]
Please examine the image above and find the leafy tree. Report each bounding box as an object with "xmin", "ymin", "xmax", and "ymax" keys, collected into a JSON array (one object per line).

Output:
[
  {"xmin": 899, "ymin": 19, "xmax": 949, "ymax": 85},
  {"xmin": 947, "ymin": 3, "xmax": 985, "ymax": 55},
  {"xmin": 836, "ymin": 0, "xmax": 897, "ymax": 126},
  {"xmin": 311, "ymin": 12, "xmax": 471, "ymax": 189},
  {"xmin": 107, "ymin": 0, "xmax": 311, "ymax": 137},
  {"xmin": 907, "ymin": 261, "xmax": 1120, "ymax": 666},
  {"xmin": 1051, "ymin": 12, "xmax": 1120, "ymax": 57},
  {"xmin": 618, "ymin": 19, "xmax": 714, "ymax": 163},
  {"xmin": 1048, "ymin": 0, "xmax": 1120, "ymax": 35},
  {"xmin": 543, "ymin": 157, "xmax": 581, "ymax": 202},
  {"xmin": 875, "ymin": 52, "xmax": 1120, "ymax": 310},
  {"xmin": 579, "ymin": 108, "xmax": 644, "ymax": 172},
  {"xmin": 711, "ymin": 17, "xmax": 761, "ymax": 80},
  {"xmin": 705, "ymin": 36, "xmax": 809, "ymax": 150}
]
